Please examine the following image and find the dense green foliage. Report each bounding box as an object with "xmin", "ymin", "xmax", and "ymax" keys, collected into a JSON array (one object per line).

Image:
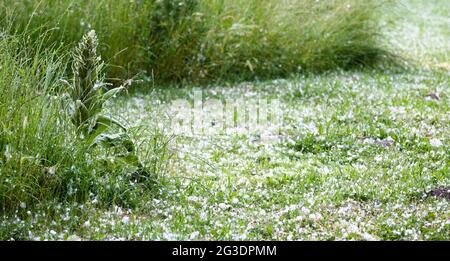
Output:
[
  {"xmin": 0, "ymin": 31, "xmax": 169, "ymax": 215},
  {"xmin": 1, "ymin": 0, "xmax": 388, "ymax": 83}
]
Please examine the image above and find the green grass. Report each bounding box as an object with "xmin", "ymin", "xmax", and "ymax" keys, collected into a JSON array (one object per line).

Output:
[
  {"xmin": 0, "ymin": 32, "xmax": 71, "ymax": 210},
  {"xmin": 1, "ymin": 0, "xmax": 449, "ymax": 241},
  {"xmin": 1, "ymin": 0, "xmax": 389, "ymax": 83},
  {"xmin": 96, "ymin": 68, "xmax": 448, "ymax": 241},
  {"xmin": 0, "ymin": 30, "xmax": 171, "ymax": 236}
]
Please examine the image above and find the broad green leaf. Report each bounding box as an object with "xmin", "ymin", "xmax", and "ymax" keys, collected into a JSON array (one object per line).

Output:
[{"xmin": 96, "ymin": 115, "xmax": 126, "ymax": 130}]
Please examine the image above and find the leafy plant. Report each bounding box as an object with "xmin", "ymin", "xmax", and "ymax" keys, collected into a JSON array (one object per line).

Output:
[{"xmin": 0, "ymin": 28, "xmax": 170, "ymax": 216}]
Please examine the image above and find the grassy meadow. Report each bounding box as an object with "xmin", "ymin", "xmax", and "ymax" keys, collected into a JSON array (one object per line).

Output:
[{"xmin": 0, "ymin": 0, "xmax": 449, "ymax": 240}]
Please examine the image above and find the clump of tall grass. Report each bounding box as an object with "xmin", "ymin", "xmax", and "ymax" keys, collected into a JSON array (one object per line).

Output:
[
  {"xmin": 0, "ymin": 0, "xmax": 391, "ymax": 83},
  {"xmin": 0, "ymin": 30, "xmax": 169, "ymax": 213},
  {"xmin": 0, "ymin": 30, "xmax": 70, "ymax": 211}
]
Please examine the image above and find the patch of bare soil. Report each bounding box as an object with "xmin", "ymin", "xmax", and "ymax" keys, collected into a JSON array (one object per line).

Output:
[{"xmin": 428, "ymin": 187, "xmax": 450, "ymax": 200}]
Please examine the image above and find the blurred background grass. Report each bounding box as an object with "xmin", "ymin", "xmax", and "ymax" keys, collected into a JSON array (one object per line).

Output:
[{"xmin": 0, "ymin": 0, "xmax": 389, "ymax": 84}]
